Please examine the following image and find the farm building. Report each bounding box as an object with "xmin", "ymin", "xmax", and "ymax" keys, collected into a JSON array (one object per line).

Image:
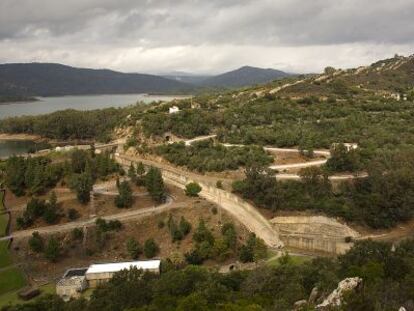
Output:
[
  {"xmin": 85, "ymin": 260, "xmax": 161, "ymax": 287},
  {"xmin": 56, "ymin": 268, "xmax": 88, "ymax": 301}
]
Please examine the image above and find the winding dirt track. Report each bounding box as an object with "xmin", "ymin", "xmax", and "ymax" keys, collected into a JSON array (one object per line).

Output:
[
  {"xmin": 0, "ymin": 196, "xmax": 177, "ymax": 242},
  {"xmin": 1, "ymin": 137, "xmax": 363, "ymax": 250}
]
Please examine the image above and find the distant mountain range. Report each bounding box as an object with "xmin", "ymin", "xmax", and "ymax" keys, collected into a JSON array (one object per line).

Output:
[
  {"xmin": 164, "ymin": 66, "xmax": 293, "ymax": 88},
  {"xmin": 0, "ymin": 63, "xmax": 192, "ymax": 97},
  {"xmin": 199, "ymin": 66, "xmax": 293, "ymax": 88},
  {"xmin": 0, "ymin": 63, "xmax": 294, "ymax": 99}
]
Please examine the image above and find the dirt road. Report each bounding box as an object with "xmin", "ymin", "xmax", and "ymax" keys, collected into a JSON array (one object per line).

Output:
[{"xmin": 0, "ymin": 196, "xmax": 177, "ymax": 241}]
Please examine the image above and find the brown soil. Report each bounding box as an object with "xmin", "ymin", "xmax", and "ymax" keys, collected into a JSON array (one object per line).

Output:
[
  {"xmin": 269, "ymin": 151, "xmax": 324, "ymax": 166},
  {"xmin": 0, "ymin": 133, "xmax": 42, "ymax": 141},
  {"xmin": 8, "ymin": 183, "xmax": 184, "ymax": 233},
  {"xmin": 10, "ymin": 200, "xmax": 250, "ymax": 282}
]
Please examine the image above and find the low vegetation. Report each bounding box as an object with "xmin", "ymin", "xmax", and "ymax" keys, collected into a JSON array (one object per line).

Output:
[
  {"xmin": 233, "ymin": 155, "xmax": 414, "ymax": 229},
  {"xmin": 155, "ymin": 140, "xmax": 273, "ymax": 172},
  {"xmin": 4, "ymin": 239, "xmax": 414, "ymax": 311}
]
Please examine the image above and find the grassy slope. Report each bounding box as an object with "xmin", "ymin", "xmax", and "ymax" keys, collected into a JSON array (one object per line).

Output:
[
  {"xmin": 0, "ymin": 241, "xmax": 12, "ymax": 268},
  {"xmin": 0, "ymin": 190, "xmax": 27, "ymax": 297},
  {"xmin": 0, "ymin": 191, "xmax": 6, "ymax": 237},
  {"xmin": 0, "ymin": 284, "xmax": 55, "ymax": 309},
  {"xmin": 0, "ymin": 268, "xmax": 26, "ymax": 295}
]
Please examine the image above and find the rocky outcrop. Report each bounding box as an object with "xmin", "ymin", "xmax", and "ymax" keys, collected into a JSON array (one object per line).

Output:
[{"xmin": 317, "ymin": 277, "xmax": 362, "ymax": 309}]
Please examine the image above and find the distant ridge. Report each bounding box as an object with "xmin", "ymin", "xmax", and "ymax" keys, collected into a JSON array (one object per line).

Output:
[
  {"xmin": 0, "ymin": 63, "xmax": 193, "ymax": 97},
  {"xmin": 200, "ymin": 66, "xmax": 293, "ymax": 88}
]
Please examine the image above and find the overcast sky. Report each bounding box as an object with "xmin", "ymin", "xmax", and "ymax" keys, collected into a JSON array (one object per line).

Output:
[{"xmin": 0, "ymin": 0, "xmax": 413, "ymax": 74}]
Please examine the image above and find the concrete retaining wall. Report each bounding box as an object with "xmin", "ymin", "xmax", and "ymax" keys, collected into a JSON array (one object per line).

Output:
[
  {"xmin": 271, "ymin": 216, "xmax": 360, "ymax": 255},
  {"xmin": 116, "ymin": 155, "xmax": 283, "ymax": 249}
]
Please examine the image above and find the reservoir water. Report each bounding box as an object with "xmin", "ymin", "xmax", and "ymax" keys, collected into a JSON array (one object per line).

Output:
[
  {"xmin": 0, "ymin": 93, "xmax": 183, "ymax": 119},
  {"xmin": 0, "ymin": 140, "xmax": 51, "ymax": 158},
  {"xmin": 0, "ymin": 93, "xmax": 184, "ymax": 157}
]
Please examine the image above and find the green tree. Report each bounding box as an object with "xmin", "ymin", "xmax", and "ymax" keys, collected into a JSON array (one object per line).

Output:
[
  {"xmin": 145, "ymin": 167, "xmax": 166, "ymax": 203},
  {"xmin": 5, "ymin": 156, "xmax": 26, "ymax": 196},
  {"xmin": 128, "ymin": 163, "xmax": 137, "ymax": 183},
  {"xmin": 193, "ymin": 219, "xmax": 214, "ymax": 245},
  {"xmin": 70, "ymin": 170, "xmax": 93, "ymax": 204},
  {"xmin": 135, "ymin": 162, "xmax": 146, "ymax": 186},
  {"xmin": 144, "ymin": 238, "xmax": 159, "ymax": 258},
  {"xmin": 126, "ymin": 237, "xmax": 142, "ymax": 259},
  {"xmin": 185, "ymin": 182, "xmax": 202, "ymax": 197},
  {"xmin": 44, "ymin": 237, "xmax": 61, "ymax": 262},
  {"xmin": 179, "ymin": 217, "xmax": 192, "ymax": 236},
  {"xmin": 28, "ymin": 232, "xmax": 44, "ymax": 253},
  {"xmin": 115, "ymin": 181, "xmax": 134, "ymax": 208}
]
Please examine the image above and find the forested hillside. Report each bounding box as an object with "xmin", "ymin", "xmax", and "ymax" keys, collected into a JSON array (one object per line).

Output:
[
  {"xmin": 201, "ymin": 66, "xmax": 292, "ymax": 88},
  {"xmin": 0, "ymin": 63, "xmax": 193, "ymax": 97}
]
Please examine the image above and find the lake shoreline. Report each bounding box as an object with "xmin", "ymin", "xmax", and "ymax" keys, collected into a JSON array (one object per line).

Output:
[
  {"xmin": 0, "ymin": 133, "xmax": 43, "ymax": 142},
  {"xmin": 0, "ymin": 93, "xmax": 187, "ymax": 119},
  {"xmin": 0, "ymin": 94, "xmax": 191, "ymax": 106}
]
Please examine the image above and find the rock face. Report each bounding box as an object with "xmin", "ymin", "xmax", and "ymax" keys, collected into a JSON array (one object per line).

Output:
[
  {"xmin": 308, "ymin": 287, "xmax": 319, "ymax": 304},
  {"xmin": 293, "ymin": 300, "xmax": 308, "ymax": 310},
  {"xmin": 270, "ymin": 215, "xmax": 360, "ymax": 255},
  {"xmin": 317, "ymin": 277, "xmax": 362, "ymax": 309}
]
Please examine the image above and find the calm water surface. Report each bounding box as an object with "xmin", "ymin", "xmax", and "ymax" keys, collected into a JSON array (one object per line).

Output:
[
  {"xmin": 0, "ymin": 93, "xmax": 184, "ymax": 157},
  {"xmin": 0, "ymin": 94, "xmax": 183, "ymax": 119},
  {"xmin": 0, "ymin": 140, "xmax": 51, "ymax": 158}
]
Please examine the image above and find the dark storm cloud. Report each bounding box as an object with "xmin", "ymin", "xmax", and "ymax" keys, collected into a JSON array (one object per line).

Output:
[{"xmin": 0, "ymin": 0, "xmax": 413, "ymax": 73}]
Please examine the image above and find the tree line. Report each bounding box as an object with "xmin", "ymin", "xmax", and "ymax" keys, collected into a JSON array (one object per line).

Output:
[
  {"xmin": 4, "ymin": 239, "xmax": 414, "ymax": 310},
  {"xmin": 232, "ymin": 152, "xmax": 414, "ymax": 229}
]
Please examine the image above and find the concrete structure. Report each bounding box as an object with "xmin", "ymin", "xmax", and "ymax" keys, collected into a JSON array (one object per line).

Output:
[
  {"xmin": 115, "ymin": 154, "xmax": 284, "ymax": 249},
  {"xmin": 56, "ymin": 268, "xmax": 88, "ymax": 301},
  {"xmin": 169, "ymin": 106, "xmax": 180, "ymax": 114},
  {"xmin": 86, "ymin": 260, "xmax": 161, "ymax": 287},
  {"xmin": 271, "ymin": 215, "xmax": 360, "ymax": 255}
]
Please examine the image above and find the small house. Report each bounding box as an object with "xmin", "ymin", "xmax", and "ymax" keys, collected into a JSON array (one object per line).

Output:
[{"xmin": 169, "ymin": 106, "xmax": 180, "ymax": 114}]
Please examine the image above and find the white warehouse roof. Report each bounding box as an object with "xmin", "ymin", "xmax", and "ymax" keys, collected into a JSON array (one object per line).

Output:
[{"xmin": 86, "ymin": 260, "xmax": 161, "ymax": 274}]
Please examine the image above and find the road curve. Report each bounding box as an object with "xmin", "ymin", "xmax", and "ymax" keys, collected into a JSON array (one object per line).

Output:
[
  {"xmin": 116, "ymin": 154, "xmax": 284, "ymax": 249},
  {"xmin": 183, "ymin": 136, "xmax": 363, "ymax": 179}
]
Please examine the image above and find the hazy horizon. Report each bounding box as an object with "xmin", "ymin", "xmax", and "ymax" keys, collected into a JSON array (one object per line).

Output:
[{"xmin": 1, "ymin": 0, "xmax": 414, "ymax": 75}]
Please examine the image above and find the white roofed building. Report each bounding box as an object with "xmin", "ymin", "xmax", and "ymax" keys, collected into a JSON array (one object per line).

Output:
[
  {"xmin": 169, "ymin": 106, "xmax": 180, "ymax": 114},
  {"xmin": 85, "ymin": 260, "xmax": 161, "ymax": 287}
]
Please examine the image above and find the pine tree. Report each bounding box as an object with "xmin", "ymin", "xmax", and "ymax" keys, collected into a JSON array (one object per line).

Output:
[
  {"xmin": 45, "ymin": 237, "xmax": 61, "ymax": 262},
  {"xmin": 136, "ymin": 162, "xmax": 146, "ymax": 186},
  {"xmin": 126, "ymin": 237, "xmax": 142, "ymax": 259},
  {"xmin": 145, "ymin": 167, "xmax": 165, "ymax": 203},
  {"xmin": 49, "ymin": 191, "xmax": 57, "ymax": 209},
  {"xmin": 5, "ymin": 156, "xmax": 26, "ymax": 196},
  {"xmin": 115, "ymin": 181, "xmax": 134, "ymax": 208},
  {"xmin": 128, "ymin": 163, "xmax": 137, "ymax": 183},
  {"xmin": 70, "ymin": 169, "xmax": 93, "ymax": 204}
]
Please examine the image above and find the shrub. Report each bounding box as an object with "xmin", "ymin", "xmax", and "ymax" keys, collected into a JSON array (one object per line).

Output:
[
  {"xmin": 144, "ymin": 239, "xmax": 160, "ymax": 258},
  {"xmin": 68, "ymin": 208, "xmax": 80, "ymax": 221},
  {"xmin": 185, "ymin": 182, "xmax": 202, "ymax": 197},
  {"xmin": 44, "ymin": 237, "xmax": 61, "ymax": 262},
  {"xmin": 72, "ymin": 228, "xmax": 84, "ymax": 241},
  {"xmin": 126, "ymin": 238, "xmax": 142, "ymax": 259},
  {"xmin": 28, "ymin": 232, "xmax": 44, "ymax": 253}
]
